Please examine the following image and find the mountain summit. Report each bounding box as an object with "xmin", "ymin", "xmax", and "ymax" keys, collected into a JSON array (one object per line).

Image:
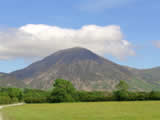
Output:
[
  {"xmin": 1, "ymin": 47, "xmax": 160, "ymax": 91},
  {"xmin": 11, "ymin": 47, "xmax": 108, "ymax": 79}
]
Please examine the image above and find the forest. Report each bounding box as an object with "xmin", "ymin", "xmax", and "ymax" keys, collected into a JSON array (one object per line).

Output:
[{"xmin": 1, "ymin": 79, "xmax": 160, "ymax": 104}]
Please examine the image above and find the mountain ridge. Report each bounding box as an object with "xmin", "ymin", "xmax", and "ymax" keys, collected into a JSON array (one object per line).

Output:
[{"xmin": 0, "ymin": 47, "xmax": 160, "ymax": 91}]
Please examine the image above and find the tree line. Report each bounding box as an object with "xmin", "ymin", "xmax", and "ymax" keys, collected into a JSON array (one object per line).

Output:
[{"xmin": 1, "ymin": 79, "xmax": 160, "ymax": 104}]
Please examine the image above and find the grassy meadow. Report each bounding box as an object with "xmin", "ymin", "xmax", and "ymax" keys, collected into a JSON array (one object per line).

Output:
[{"xmin": 2, "ymin": 101, "xmax": 160, "ymax": 120}]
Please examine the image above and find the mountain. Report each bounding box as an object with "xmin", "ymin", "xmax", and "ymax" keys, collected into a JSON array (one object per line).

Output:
[
  {"xmin": 0, "ymin": 47, "xmax": 160, "ymax": 91},
  {"xmin": 0, "ymin": 73, "xmax": 26, "ymax": 88},
  {"xmin": 10, "ymin": 47, "xmax": 134, "ymax": 90}
]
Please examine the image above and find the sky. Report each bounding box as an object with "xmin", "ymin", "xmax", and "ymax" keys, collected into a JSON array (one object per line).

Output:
[{"xmin": 0, "ymin": 0, "xmax": 160, "ymax": 73}]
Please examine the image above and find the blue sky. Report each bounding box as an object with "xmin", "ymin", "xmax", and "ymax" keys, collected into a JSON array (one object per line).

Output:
[{"xmin": 0, "ymin": 0, "xmax": 160, "ymax": 73}]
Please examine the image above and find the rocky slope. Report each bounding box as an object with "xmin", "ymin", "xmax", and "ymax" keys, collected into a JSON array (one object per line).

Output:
[{"xmin": 0, "ymin": 47, "xmax": 160, "ymax": 91}]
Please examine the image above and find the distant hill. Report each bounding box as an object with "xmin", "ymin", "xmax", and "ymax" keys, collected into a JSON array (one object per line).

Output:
[
  {"xmin": 0, "ymin": 73, "xmax": 25, "ymax": 88},
  {"xmin": 0, "ymin": 47, "xmax": 160, "ymax": 91}
]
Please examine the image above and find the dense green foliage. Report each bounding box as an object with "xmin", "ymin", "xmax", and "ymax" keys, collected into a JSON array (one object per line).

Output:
[
  {"xmin": 0, "ymin": 87, "xmax": 23, "ymax": 104},
  {"xmin": 1, "ymin": 79, "xmax": 160, "ymax": 104},
  {"xmin": 49, "ymin": 79, "xmax": 77, "ymax": 102},
  {"xmin": 23, "ymin": 88, "xmax": 50, "ymax": 103},
  {"xmin": 116, "ymin": 80, "xmax": 129, "ymax": 91}
]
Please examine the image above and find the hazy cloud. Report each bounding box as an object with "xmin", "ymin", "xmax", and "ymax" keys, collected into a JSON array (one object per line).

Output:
[{"xmin": 0, "ymin": 24, "xmax": 135, "ymax": 60}]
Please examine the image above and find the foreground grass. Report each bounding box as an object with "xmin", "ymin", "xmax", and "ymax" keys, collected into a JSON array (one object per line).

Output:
[{"xmin": 2, "ymin": 101, "xmax": 160, "ymax": 120}]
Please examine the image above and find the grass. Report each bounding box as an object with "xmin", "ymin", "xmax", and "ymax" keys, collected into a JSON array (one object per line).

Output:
[{"xmin": 2, "ymin": 101, "xmax": 160, "ymax": 120}]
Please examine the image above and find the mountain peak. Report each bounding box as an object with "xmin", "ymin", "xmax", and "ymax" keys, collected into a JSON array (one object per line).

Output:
[
  {"xmin": 11, "ymin": 47, "xmax": 106, "ymax": 79},
  {"xmin": 54, "ymin": 47, "xmax": 92, "ymax": 55},
  {"xmin": 45, "ymin": 47, "xmax": 105, "ymax": 64},
  {"xmin": 65, "ymin": 47, "xmax": 87, "ymax": 50}
]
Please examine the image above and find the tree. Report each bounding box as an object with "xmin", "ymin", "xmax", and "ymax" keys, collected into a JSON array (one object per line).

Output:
[
  {"xmin": 53, "ymin": 79, "xmax": 76, "ymax": 94},
  {"xmin": 116, "ymin": 80, "xmax": 129, "ymax": 91},
  {"xmin": 7, "ymin": 88, "xmax": 23, "ymax": 100},
  {"xmin": 50, "ymin": 79, "xmax": 77, "ymax": 103},
  {"xmin": 114, "ymin": 80, "xmax": 129, "ymax": 101},
  {"xmin": 0, "ymin": 87, "xmax": 23, "ymax": 103}
]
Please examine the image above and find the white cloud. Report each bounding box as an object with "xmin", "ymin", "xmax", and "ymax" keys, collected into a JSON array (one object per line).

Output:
[
  {"xmin": 0, "ymin": 24, "xmax": 135, "ymax": 60},
  {"xmin": 79, "ymin": 0, "xmax": 136, "ymax": 12}
]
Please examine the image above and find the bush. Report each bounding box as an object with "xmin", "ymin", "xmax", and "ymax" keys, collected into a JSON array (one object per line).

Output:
[
  {"xmin": 114, "ymin": 90, "xmax": 129, "ymax": 101},
  {"xmin": 24, "ymin": 96, "xmax": 47, "ymax": 103},
  {"xmin": 0, "ymin": 96, "xmax": 11, "ymax": 104},
  {"xmin": 135, "ymin": 92, "xmax": 150, "ymax": 101},
  {"xmin": 23, "ymin": 88, "xmax": 49, "ymax": 103},
  {"xmin": 12, "ymin": 97, "xmax": 19, "ymax": 103},
  {"xmin": 149, "ymin": 91, "xmax": 160, "ymax": 100}
]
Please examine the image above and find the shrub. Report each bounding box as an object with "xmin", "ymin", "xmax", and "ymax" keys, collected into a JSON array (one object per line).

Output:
[{"xmin": 0, "ymin": 96, "xmax": 11, "ymax": 104}]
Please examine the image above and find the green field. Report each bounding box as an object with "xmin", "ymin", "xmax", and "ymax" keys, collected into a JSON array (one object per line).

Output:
[{"xmin": 2, "ymin": 101, "xmax": 160, "ymax": 120}]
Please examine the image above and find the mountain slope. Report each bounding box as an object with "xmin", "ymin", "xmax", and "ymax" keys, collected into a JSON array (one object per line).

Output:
[
  {"xmin": 125, "ymin": 66, "xmax": 160, "ymax": 91},
  {"xmin": 10, "ymin": 47, "xmax": 134, "ymax": 90},
  {"xmin": 0, "ymin": 73, "xmax": 26, "ymax": 88},
  {"xmin": 1, "ymin": 47, "xmax": 160, "ymax": 91}
]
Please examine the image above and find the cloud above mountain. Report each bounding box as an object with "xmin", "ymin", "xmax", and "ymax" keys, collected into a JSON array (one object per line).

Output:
[{"xmin": 0, "ymin": 24, "xmax": 135, "ymax": 60}]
